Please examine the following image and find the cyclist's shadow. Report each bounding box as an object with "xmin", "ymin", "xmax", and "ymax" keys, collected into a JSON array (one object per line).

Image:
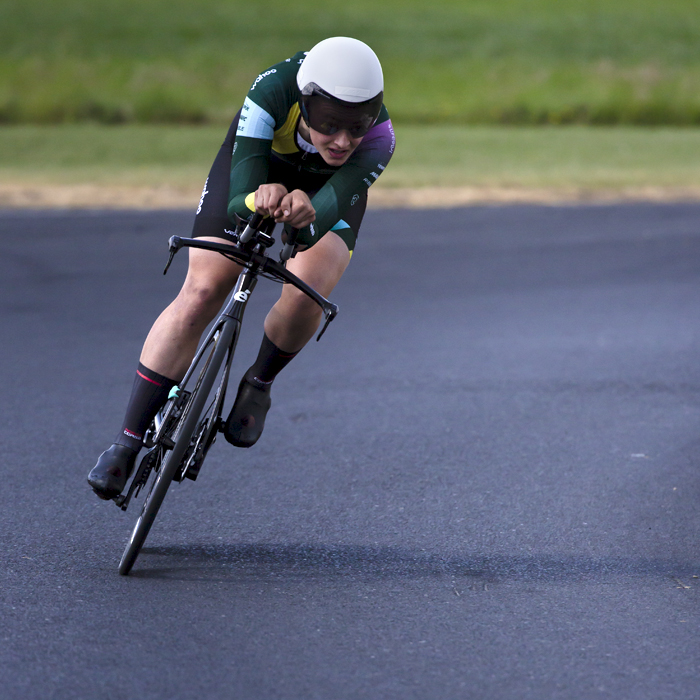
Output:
[
  {"xmin": 129, "ymin": 542, "xmax": 690, "ymax": 586},
  {"xmin": 134, "ymin": 542, "xmax": 484, "ymax": 583}
]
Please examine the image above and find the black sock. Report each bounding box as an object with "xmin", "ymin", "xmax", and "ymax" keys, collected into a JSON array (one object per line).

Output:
[
  {"xmin": 114, "ymin": 363, "xmax": 178, "ymax": 452},
  {"xmin": 245, "ymin": 334, "xmax": 298, "ymax": 385}
]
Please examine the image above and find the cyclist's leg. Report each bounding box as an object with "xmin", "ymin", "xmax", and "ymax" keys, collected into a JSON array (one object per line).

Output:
[
  {"xmin": 265, "ymin": 230, "xmax": 351, "ymax": 351},
  {"xmin": 141, "ymin": 110, "xmax": 243, "ymax": 379},
  {"xmin": 88, "ymin": 246, "xmax": 243, "ymax": 499},
  {"xmin": 224, "ymin": 230, "xmax": 351, "ymax": 447},
  {"xmin": 89, "ymin": 114, "xmax": 241, "ymax": 499},
  {"xmin": 140, "ymin": 244, "xmax": 242, "ymax": 380}
]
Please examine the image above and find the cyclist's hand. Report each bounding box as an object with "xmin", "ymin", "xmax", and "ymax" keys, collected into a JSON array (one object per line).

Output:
[
  {"xmin": 273, "ymin": 189, "xmax": 316, "ymax": 229},
  {"xmin": 254, "ymin": 184, "xmax": 289, "ymax": 218}
]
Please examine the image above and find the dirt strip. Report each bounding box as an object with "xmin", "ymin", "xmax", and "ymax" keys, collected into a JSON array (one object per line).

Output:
[{"xmin": 2, "ymin": 183, "xmax": 700, "ymax": 210}]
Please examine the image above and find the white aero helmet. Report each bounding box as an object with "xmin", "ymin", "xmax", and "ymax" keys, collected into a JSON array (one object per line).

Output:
[{"xmin": 297, "ymin": 37, "xmax": 384, "ymax": 138}]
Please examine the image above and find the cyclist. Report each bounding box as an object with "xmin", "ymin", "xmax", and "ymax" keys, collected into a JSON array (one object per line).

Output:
[{"xmin": 88, "ymin": 36, "xmax": 396, "ymax": 500}]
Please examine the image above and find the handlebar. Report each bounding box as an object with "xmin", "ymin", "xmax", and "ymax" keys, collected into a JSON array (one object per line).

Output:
[{"xmin": 164, "ymin": 231, "xmax": 338, "ymax": 341}]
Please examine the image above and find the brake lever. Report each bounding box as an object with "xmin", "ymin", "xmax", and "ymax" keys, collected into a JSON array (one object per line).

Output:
[
  {"xmin": 163, "ymin": 236, "xmax": 183, "ymax": 275},
  {"xmin": 316, "ymin": 303, "xmax": 339, "ymax": 341}
]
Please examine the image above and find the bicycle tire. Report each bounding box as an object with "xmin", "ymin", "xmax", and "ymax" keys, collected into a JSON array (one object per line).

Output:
[{"xmin": 118, "ymin": 321, "xmax": 236, "ymax": 575}]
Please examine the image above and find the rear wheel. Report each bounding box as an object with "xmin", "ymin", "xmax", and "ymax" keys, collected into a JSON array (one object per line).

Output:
[{"xmin": 118, "ymin": 323, "xmax": 234, "ymax": 575}]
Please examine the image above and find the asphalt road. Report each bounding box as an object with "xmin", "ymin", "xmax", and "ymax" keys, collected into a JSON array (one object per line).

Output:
[{"xmin": 1, "ymin": 204, "xmax": 699, "ymax": 700}]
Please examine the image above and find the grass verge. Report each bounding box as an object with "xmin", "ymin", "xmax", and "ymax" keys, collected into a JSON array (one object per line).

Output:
[{"xmin": 2, "ymin": 124, "xmax": 700, "ymax": 208}]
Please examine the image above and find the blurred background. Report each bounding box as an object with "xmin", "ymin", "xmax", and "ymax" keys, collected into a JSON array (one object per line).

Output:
[{"xmin": 1, "ymin": 0, "xmax": 700, "ymax": 204}]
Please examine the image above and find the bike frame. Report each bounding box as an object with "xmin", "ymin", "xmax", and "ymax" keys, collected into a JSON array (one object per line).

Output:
[{"xmin": 115, "ymin": 217, "xmax": 339, "ymax": 511}]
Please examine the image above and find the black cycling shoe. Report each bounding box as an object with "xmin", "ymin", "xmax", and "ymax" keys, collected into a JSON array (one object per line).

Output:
[
  {"xmin": 224, "ymin": 375, "xmax": 272, "ymax": 448},
  {"xmin": 87, "ymin": 444, "xmax": 137, "ymax": 500}
]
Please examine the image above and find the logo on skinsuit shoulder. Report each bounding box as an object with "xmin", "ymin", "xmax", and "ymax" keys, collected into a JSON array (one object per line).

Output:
[
  {"xmin": 351, "ymin": 194, "xmax": 359, "ymax": 206},
  {"xmin": 250, "ymin": 69, "xmax": 277, "ymax": 90}
]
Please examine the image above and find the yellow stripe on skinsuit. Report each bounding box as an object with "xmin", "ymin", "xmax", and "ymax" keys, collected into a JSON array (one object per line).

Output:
[{"xmin": 272, "ymin": 104, "xmax": 301, "ymax": 155}]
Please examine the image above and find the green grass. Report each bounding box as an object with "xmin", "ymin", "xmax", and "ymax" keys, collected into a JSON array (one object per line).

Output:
[
  {"xmin": 3, "ymin": 124, "xmax": 700, "ymax": 192},
  {"xmin": 2, "ymin": 0, "xmax": 700, "ymax": 125},
  {"xmin": 384, "ymin": 126, "xmax": 700, "ymax": 189},
  {"xmin": 0, "ymin": 125, "xmax": 221, "ymax": 187}
]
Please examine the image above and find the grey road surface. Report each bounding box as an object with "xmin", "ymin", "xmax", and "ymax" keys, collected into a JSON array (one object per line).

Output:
[{"xmin": 1, "ymin": 205, "xmax": 699, "ymax": 700}]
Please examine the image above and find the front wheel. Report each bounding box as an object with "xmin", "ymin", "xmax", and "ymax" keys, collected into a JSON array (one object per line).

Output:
[{"xmin": 118, "ymin": 323, "xmax": 234, "ymax": 575}]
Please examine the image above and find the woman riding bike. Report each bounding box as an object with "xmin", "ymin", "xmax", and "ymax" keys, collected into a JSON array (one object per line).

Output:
[{"xmin": 88, "ymin": 36, "xmax": 396, "ymax": 500}]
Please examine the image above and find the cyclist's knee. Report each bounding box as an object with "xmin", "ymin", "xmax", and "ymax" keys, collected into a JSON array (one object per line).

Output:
[
  {"xmin": 177, "ymin": 278, "xmax": 231, "ymax": 323},
  {"xmin": 179, "ymin": 246, "xmax": 240, "ymax": 315},
  {"xmin": 281, "ymin": 285, "xmax": 323, "ymax": 321}
]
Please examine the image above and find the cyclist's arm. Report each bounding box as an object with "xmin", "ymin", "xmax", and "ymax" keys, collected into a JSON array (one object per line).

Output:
[
  {"xmin": 227, "ymin": 130, "xmax": 272, "ymax": 218},
  {"xmin": 228, "ymin": 53, "xmax": 305, "ymax": 221}
]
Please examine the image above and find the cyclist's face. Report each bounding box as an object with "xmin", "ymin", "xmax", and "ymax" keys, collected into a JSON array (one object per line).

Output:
[{"xmin": 309, "ymin": 127, "xmax": 363, "ymax": 166}]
